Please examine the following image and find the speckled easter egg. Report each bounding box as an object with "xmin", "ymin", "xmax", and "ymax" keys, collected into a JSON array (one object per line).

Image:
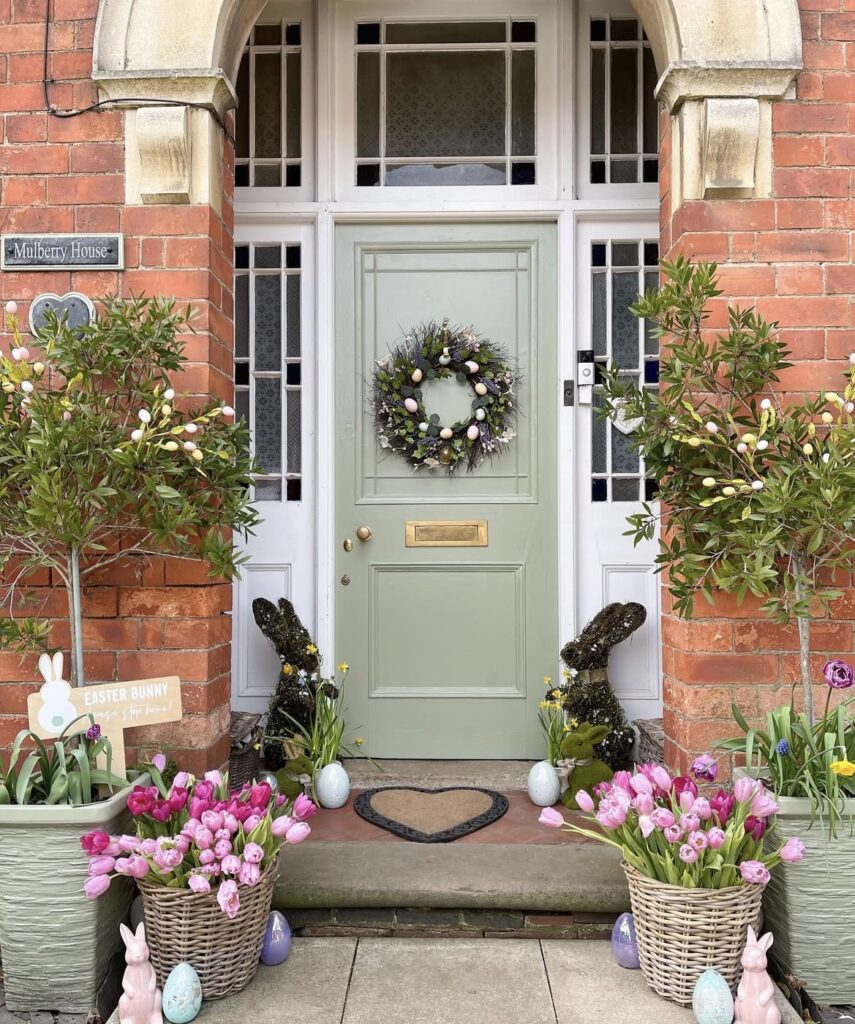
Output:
[
  {"xmin": 404, "ymin": 398, "xmax": 418, "ymax": 413},
  {"xmin": 692, "ymin": 970, "xmax": 734, "ymax": 1024},
  {"xmin": 467, "ymin": 424, "xmax": 480, "ymax": 441},
  {"xmin": 411, "ymin": 368, "xmax": 423, "ymax": 383},
  {"xmin": 162, "ymin": 962, "xmax": 202, "ymax": 1024},
  {"xmin": 610, "ymin": 913, "xmax": 639, "ymax": 969}
]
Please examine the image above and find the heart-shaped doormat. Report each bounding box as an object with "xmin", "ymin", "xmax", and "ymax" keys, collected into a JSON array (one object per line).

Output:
[{"xmin": 353, "ymin": 786, "xmax": 508, "ymax": 843}]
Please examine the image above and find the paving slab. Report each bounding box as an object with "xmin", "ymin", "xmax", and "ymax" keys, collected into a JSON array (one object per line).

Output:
[
  {"xmin": 342, "ymin": 939, "xmax": 555, "ymax": 1024},
  {"xmin": 542, "ymin": 940, "xmax": 802, "ymax": 1024},
  {"xmin": 343, "ymin": 759, "xmax": 533, "ymax": 791}
]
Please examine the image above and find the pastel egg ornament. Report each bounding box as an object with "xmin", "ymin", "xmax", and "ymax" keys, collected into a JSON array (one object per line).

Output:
[
  {"xmin": 692, "ymin": 969, "xmax": 734, "ymax": 1024},
  {"xmin": 475, "ymin": 408, "xmax": 486, "ymax": 422},
  {"xmin": 439, "ymin": 427, "xmax": 454, "ymax": 440},
  {"xmin": 411, "ymin": 368, "xmax": 423, "ymax": 384},
  {"xmin": 419, "ymin": 421, "xmax": 429, "ymax": 432},
  {"xmin": 467, "ymin": 424, "xmax": 480, "ymax": 441},
  {"xmin": 474, "ymin": 382, "xmax": 488, "ymax": 396},
  {"xmin": 438, "ymin": 348, "xmax": 452, "ymax": 367},
  {"xmin": 464, "ymin": 360, "xmax": 480, "ymax": 374},
  {"xmin": 260, "ymin": 910, "xmax": 292, "ymax": 966},
  {"xmin": 527, "ymin": 760, "xmax": 560, "ymax": 807},
  {"xmin": 610, "ymin": 913, "xmax": 640, "ymax": 970},
  {"xmin": 404, "ymin": 397, "xmax": 419, "ymax": 414},
  {"xmin": 162, "ymin": 962, "xmax": 202, "ymax": 1024}
]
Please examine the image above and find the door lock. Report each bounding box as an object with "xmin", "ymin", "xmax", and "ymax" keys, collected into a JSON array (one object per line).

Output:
[
  {"xmin": 340, "ymin": 575, "xmax": 351, "ymax": 586},
  {"xmin": 356, "ymin": 526, "xmax": 373, "ymax": 542},
  {"xmin": 343, "ymin": 538, "xmax": 353, "ymax": 552}
]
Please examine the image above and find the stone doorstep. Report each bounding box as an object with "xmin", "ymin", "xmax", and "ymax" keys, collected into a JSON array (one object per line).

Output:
[{"xmin": 274, "ymin": 840, "xmax": 630, "ymax": 914}]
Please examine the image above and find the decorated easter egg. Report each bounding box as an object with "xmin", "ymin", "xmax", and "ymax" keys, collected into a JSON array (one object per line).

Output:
[
  {"xmin": 527, "ymin": 760, "xmax": 560, "ymax": 807},
  {"xmin": 162, "ymin": 962, "xmax": 202, "ymax": 1024},
  {"xmin": 404, "ymin": 398, "xmax": 419, "ymax": 414},
  {"xmin": 411, "ymin": 368, "xmax": 423, "ymax": 383},
  {"xmin": 610, "ymin": 913, "xmax": 640, "ymax": 970},
  {"xmin": 260, "ymin": 910, "xmax": 293, "ymax": 966},
  {"xmin": 475, "ymin": 408, "xmax": 486, "ymax": 422},
  {"xmin": 438, "ymin": 349, "xmax": 451, "ymax": 366},
  {"xmin": 465, "ymin": 361, "xmax": 480, "ymax": 374},
  {"xmin": 419, "ymin": 421, "xmax": 429, "ymax": 432},
  {"xmin": 467, "ymin": 424, "xmax": 480, "ymax": 441},
  {"xmin": 692, "ymin": 969, "xmax": 734, "ymax": 1024},
  {"xmin": 258, "ymin": 771, "xmax": 279, "ymax": 793},
  {"xmin": 440, "ymin": 427, "xmax": 453, "ymax": 440},
  {"xmin": 474, "ymin": 382, "xmax": 488, "ymax": 396}
]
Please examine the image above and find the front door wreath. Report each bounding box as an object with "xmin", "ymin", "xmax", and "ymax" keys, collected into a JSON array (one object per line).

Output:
[{"xmin": 372, "ymin": 320, "xmax": 520, "ymax": 473}]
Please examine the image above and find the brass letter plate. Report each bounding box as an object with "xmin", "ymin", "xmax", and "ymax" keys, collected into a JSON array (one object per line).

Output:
[{"xmin": 405, "ymin": 520, "xmax": 488, "ymax": 547}]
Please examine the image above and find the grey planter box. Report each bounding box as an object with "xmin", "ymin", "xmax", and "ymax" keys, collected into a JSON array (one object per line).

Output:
[
  {"xmin": 764, "ymin": 795, "xmax": 855, "ymax": 1006},
  {"xmin": 0, "ymin": 782, "xmax": 139, "ymax": 1013}
]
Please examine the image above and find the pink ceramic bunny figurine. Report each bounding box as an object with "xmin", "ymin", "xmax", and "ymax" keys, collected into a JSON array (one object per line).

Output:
[
  {"xmin": 118, "ymin": 921, "xmax": 163, "ymax": 1024},
  {"xmin": 734, "ymin": 926, "xmax": 781, "ymax": 1024}
]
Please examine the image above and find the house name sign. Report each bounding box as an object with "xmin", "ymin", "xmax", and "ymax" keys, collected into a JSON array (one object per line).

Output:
[{"xmin": 1, "ymin": 233, "xmax": 124, "ymax": 271}]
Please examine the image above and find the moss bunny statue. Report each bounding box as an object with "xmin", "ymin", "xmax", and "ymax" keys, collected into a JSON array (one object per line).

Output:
[
  {"xmin": 275, "ymin": 753, "xmax": 315, "ymax": 800},
  {"xmin": 559, "ymin": 722, "xmax": 614, "ymax": 810}
]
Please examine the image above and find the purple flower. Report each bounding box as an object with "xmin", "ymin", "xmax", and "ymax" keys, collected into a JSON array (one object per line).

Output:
[
  {"xmin": 780, "ymin": 837, "xmax": 806, "ymax": 863},
  {"xmin": 744, "ymin": 815, "xmax": 768, "ymax": 841},
  {"xmin": 691, "ymin": 754, "xmax": 718, "ymax": 782},
  {"xmin": 749, "ymin": 791, "xmax": 779, "ymax": 820},
  {"xmin": 673, "ymin": 776, "xmax": 698, "ymax": 801},
  {"xmin": 85, "ymin": 723, "xmax": 101, "ymax": 741},
  {"xmin": 776, "ymin": 739, "xmax": 790, "ymax": 756},
  {"xmin": 710, "ymin": 789, "xmax": 735, "ymax": 825},
  {"xmin": 650, "ymin": 808, "xmax": 675, "ymax": 830},
  {"xmin": 707, "ymin": 827, "xmax": 726, "ymax": 850},
  {"xmin": 733, "ymin": 777, "xmax": 758, "ymax": 804},
  {"xmin": 664, "ymin": 825, "xmax": 684, "ymax": 844},
  {"xmin": 739, "ymin": 860, "xmax": 771, "ymax": 885},
  {"xmin": 151, "ymin": 752, "xmax": 167, "ymax": 773},
  {"xmin": 823, "ymin": 659, "xmax": 855, "ymax": 690},
  {"xmin": 679, "ymin": 844, "xmax": 699, "ymax": 864},
  {"xmin": 687, "ymin": 830, "xmax": 709, "ymax": 851}
]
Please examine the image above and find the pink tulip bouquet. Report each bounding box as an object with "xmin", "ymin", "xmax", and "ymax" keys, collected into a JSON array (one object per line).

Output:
[
  {"xmin": 81, "ymin": 756, "xmax": 316, "ymax": 916},
  {"xmin": 540, "ymin": 757, "xmax": 806, "ymax": 889}
]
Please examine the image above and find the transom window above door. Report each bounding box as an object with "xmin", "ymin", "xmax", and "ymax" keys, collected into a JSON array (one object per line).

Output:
[{"xmin": 354, "ymin": 19, "xmax": 536, "ymax": 187}]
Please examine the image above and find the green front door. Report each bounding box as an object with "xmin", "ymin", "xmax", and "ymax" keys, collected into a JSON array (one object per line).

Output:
[{"xmin": 335, "ymin": 222, "xmax": 558, "ymax": 758}]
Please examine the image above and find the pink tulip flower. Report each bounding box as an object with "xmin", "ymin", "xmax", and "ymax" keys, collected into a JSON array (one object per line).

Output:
[
  {"xmin": 692, "ymin": 797, "xmax": 712, "ymax": 820},
  {"xmin": 80, "ymin": 830, "xmax": 111, "ymax": 855},
  {"xmin": 239, "ymin": 861, "xmax": 260, "ymax": 886},
  {"xmin": 117, "ymin": 855, "xmax": 150, "ymax": 879},
  {"xmin": 538, "ymin": 806, "xmax": 565, "ymax": 829},
  {"xmin": 749, "ymin": 791, "xmax": 779, "ymax": 820},
  {"xmin": 84, "ymin": 873, "xmax": 111, "ymax": 898},
  {"xmin": 205, "ymin": 770, "xmax": 222, "ymax": 786},
  {"xmin": 664, "ymin": 825, "xmax": 684, "ymax": 844},
  {"xmin": 194, "ymin": 826, "xmax": 214, "ymax": 850},
  {"xmin": 152, "ymin": 753, "xmax": 167, "ymax": 773},
  {"xmin": 611, "ymin": 771, "xmax": 633, "ymax": 795},
  {"xmin": 243, "ymin": 842, "xmax": 264, "ymax": 864},
  {"xmin": 679, "ymin": 844, "xmax": 699, "ymax": 864},
  {"xmin": 117, "ymin": 834, "xmax": 140, "ymax": 853},
  {"xmin": 733, "ymin": 777, "xmax": 758, "ymax": 803},
  {"xmin": 221, "ymin": 854, "xmax": 241, "ymax": 875},
  {"xmin": 639, "ymin": 815, "xmax": 655, "ymax": 839},
  {"xmin": 213, "ymin": 838, "xmax": 232, "ymax": 859},
  {"xmin": 249, "ymin": 782, "xmax": 272, "ymax": 808},
  {"xmin": 744, "ymin": 815, "xmax": 768, "ymax": 841},
  {"xmin": 706, "ymin": 827, "xmax": 726, "ymax": 850},
  {"xmin": 575, "ymin": 789, "xmax": 595, "ymax": 813},
  {"xmin": 739, "ymin": 860, "xmax": 771, "ymax": 884},
  {"xmin": 167, "ymin": 787, "xmax": 188, "ymax": 813},
  {"xmin": 780, "ymin": 837, "xmax": 806, "ymax": 863},
  {"xmin": 679, "ymin": 813, "xmax": 700, "ymax": 833},
  {"xmin": 217, "ymin": 879, "xmax": 241, "ymax": 918},
  {"xmin": 690, "ymin": 754, "xmax": 718, "ymax": 782},
  {"xmin": 189, "ymin": 796, "xmax": 210, "ymax": 820},
  {"xmin": 150, "ymin": 800, "xmax": 172, "ymax": 823},
  {"xmin": 173, "ymin": 771, "xmax": 189, "ymax": 789},
  {"xmin": 651, "ymin": 765, "xmax": 673, "ymax": 793},
  {"xmin": 140, "ymin": 838, "xmax": 158, "ymax": 857},
  {"xmin": 88, "ymin": 856, "xmax": 116, "ymax": 876},
  {"xmin": 630, "ymin": 773, "xmax": 653, "ymax": 796},
  {"xmin": 285, "ymin": 821, "xmax": 311, "ymax": 845},
  {"xmin": 271, "ymin": 815, "xmax": 295, "ymax": 838},
  {"xmin": 244, "ymin": 814, "xmax": 262, "ymax": 834},
  {"xmin": 650, "ymin": 808, "xmax": 675, "ymax": 830},
  {"xmin": 223, "ymin": 812, "xmax": 239, "ymax": 833},
  {"xmin": 188, "ymin": 873, "xmax": 211, "ymax": 894},
  {"xmin": 292, "ymin": 793, "xmax": 318, "ymax": 821},
  {"xmin": 201, "ymin": 810, "xmax": 223, "ymax": 832},
  {"xmin": 632, "ymin": 793, "xmax": 655, "ymax": 816},
  {"xmin": 687, "ymin": 830, "xmax": 708, "ymax": 851},
  {"xmin": 673, "ymin": 776, "xmax": 698, "ymax": 801},
  {"xmin": 199, "ymin": 849, "xmax": 216, "ymax": 865}
]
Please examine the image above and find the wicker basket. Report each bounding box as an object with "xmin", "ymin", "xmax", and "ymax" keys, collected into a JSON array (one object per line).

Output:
[
  {"xmin": 623, "ymin": 863, "xmax": 764, "ymax": 1006},
  {"xmin": 137, "ymin": 861, "xmax": 276, "ymax": 1000},
  {"xmin": 229, "ymin": 711, "xmax": 262, "ymax": 790}
]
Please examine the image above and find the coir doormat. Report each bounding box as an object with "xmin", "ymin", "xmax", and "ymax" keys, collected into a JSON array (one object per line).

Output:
[{"xmin": 353, "ymin": 786, "xmax": 509, "ymax": 843}]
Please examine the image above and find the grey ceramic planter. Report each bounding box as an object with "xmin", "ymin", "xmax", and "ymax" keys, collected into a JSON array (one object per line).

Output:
[
  {"xmin": 0, "ymin": 782, "xmax": 138, "ymax": 1013},
  {"xmin": 764, "ymin": 795, "xmax": 855, "ymax": 1005}
]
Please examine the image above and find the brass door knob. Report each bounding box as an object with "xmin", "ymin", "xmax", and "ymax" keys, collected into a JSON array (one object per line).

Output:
[{"xmin": 356, "ymin": 526, "xmax": 373, "ymax": 542}]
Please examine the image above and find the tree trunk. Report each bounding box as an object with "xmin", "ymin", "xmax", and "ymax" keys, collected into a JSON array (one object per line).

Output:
[
  {"xmin": 67, "ymin": 547, "xmax": 85, "ymax": 688},
  {"xmin": 793, "ymin": 557, "xmax": 813, "ymax": 724}
]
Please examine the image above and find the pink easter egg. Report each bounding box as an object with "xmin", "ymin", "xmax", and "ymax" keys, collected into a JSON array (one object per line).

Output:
[
  {"xmin": 404, "ymin": 398, "xmax": 419, "ymax": 414},
  {"xmin": 467, "ymin": 424, "xmax": 480, "ymax": 441}
]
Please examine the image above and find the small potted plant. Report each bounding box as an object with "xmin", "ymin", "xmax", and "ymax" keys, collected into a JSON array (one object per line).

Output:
[
  {"xmin": 540, "ymin": 760, "xmax": 805, "ymax": 1006},
  {"xmin": 82, "ymin": 760, "xmax": 316, "ymax": 999},
  {"xmin": 527, "ymin": 678, "xmax": 565, "ymax": 806},
  {"xmin": 717, "ymin": 663, "xmax": 855, "ymax": 1003},
  {"xmin": 0, "ymin": 708, "xmax": 138, "ymax": 1013}
]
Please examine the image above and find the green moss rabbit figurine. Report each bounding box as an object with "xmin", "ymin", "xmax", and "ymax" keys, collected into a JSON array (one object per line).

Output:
[{"xmin": 559, "ymin": 723, "xmax": 614, "ymax": 810}]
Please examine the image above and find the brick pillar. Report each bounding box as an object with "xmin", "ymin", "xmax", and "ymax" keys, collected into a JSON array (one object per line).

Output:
[
  {"xmin": 659, "ymin": 0, "xmax": 855, "ymax": 773},
  {"xmin": 0, "ymin": 0, "xmax": 235, "ymax": 775}
]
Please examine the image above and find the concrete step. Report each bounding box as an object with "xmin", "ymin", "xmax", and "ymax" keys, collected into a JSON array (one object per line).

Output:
[{"xmin": 341, "ymin": 759, "xmax": 533, "ymax": 790}]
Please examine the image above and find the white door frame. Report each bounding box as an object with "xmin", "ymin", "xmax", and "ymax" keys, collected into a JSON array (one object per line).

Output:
[{"xmin": 233, "ymin": 0, "xmax": 661, "ymax": 708}]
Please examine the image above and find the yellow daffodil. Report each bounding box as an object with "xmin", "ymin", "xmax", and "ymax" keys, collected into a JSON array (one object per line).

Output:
[
  {"xmin": 355, "ymin": 737, "xmax": 364, "ymax": 746},
  {"xmin": 543, "ymin": 675, "xmax": 552, "ymax": 686},
  {"xmin": 539, "ymin": 700, "xmax": 551, "ymax": 709},
  {"xmin": 338, "ymin": 662, "xmax": 349, "ymax": 673},
  {"xmin": 830, "ymin": 759, "xmax": 855, "ymax": 778},
  {"xmin": 306, "ymin": 643, "xmax": 318, "ymax": 655},
  {"xmin": 569, "ymin": 718, "xmax": 579, "ymax": 729},
  {"xmin": 281, "ymin": 663, "xmax": 294, "ymax": 676},
  {"xmin": 550, "ymin": 689, "xmax": 562, "ymax": 700}
]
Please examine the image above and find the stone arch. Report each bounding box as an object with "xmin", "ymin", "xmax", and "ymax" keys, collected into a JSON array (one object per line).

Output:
[{"xmin": 93, "ymin": 0, "xmax": 803, "ymax": 206}]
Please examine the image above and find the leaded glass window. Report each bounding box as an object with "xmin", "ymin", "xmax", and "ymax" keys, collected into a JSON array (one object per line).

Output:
[
  {"xmin": 590, "ymin": 239, "xmax": 659, "ymax": 503},
  {"xmin": 589, "ymin": 16, "xmax": 658, "ymax": 186},
  {"xmin": 234, "ymin": 243, "xmax": 303, "ymax": 501},
  {"xmin": 235, "ymin": 21, "xmax": 303, "ymax": 188},
  {"xmin": 354, "ymin": 20, "xmax": 536, "ymax": 187}
]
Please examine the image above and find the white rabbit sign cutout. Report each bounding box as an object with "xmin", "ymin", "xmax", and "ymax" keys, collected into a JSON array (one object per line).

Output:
[{"xmin": 26, "ymin": 665, "xmax": 182, "ymax": 778}]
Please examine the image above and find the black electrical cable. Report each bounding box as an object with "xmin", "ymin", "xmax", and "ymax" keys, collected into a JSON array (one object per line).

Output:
[{"xmin": 41, "ymin": 0, "xmax": 236, "ymax": 147}]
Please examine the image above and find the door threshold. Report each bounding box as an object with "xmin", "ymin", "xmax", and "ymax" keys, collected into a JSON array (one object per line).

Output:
[{"xmin": 342, "ymin": 759, "xmax": 535, "ymax": 791}]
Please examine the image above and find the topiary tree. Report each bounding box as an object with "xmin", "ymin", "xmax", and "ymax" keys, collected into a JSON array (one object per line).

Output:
[
  {"xmin": 0, "ymin": 296, "xmax": 259, "ymax": 687},
  {"xmin": 600, "ymin": 258, "xmax": 855, "ymax": 724}
]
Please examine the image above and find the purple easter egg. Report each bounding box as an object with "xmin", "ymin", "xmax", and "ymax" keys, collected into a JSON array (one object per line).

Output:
[
  {"xmin": 611, "ymin": 912, "xmax": 640, "ymax": 969},
  {"xmin": 260, "ymin": 910, "xmax": 292, "ymax": 966}
]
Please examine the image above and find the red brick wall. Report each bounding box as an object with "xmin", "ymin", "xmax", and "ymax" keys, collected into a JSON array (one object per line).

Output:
[
  {"xmin": 660, "ymin": 0, "xmax": 855, "ymax": 773},
  {"xmin": 0, "ymin": 0, "xmax": 236, "ymax": 774}
]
